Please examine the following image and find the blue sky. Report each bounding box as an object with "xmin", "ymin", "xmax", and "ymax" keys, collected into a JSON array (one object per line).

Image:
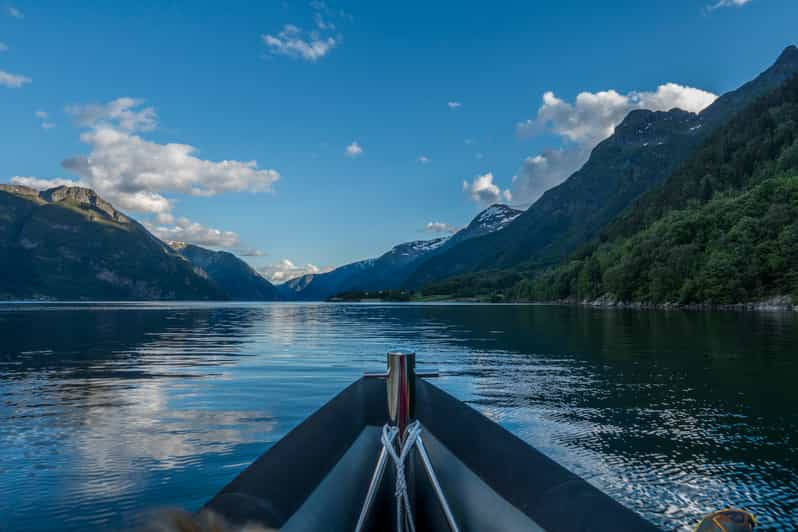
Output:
[{"xmin": 1, "ymin": 0, "xmax": 796, "ymax": 281}]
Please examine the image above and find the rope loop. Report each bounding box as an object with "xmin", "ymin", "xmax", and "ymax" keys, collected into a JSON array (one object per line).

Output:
[{"xmin": 380, "ymin": 421, "xmax": 423, "ymax": 532}]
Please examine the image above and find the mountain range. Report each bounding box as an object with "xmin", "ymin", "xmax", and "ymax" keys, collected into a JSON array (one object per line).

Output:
[
  {"xmin": 0, "ymin": 184, "xmax": 279, "ymax": 301},
  {"xmin": 2, "ymin": 45, "xmax": 797, "ymax": 305},
  {"xmin": 404, "ymin": 45, "xmax": 798, "ymax": 290},
  {"xmin": 278, "ymin": 204, "xmax": 522, "ymax": 300},
  {"xmin": 520, "ymin": 65, "xmax": 798, "ymax": 305},
  {"xmin": 169, "ymin": 242, "xmax": 280, "ymax": 301},
  {"xmin": 0, "ymin": 183, "xmax": 520, "ymax": 302},
  {"xmin": 0, "ymin": 185, "xmax": 226, "ymax": 300}
]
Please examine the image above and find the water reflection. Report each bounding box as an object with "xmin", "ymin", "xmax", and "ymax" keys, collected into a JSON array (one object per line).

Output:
[{"xmin": 0, "ymin": 303, "xmax": 796, "ymax": 531}]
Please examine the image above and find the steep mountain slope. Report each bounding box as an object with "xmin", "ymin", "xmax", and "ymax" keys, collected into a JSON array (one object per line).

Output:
[
  {"xmin": 0, "ymin": 185, "xmax": 225, "ymax": 300},
  {"xmin": 405, "ymin": 45, "xmax": 798, "ymax": 288},
  {"xmin": 443, "ymin": 204, "xmax": 522, "ymax": 248},
  {"xmin": 276, "ymin": 259, "xmax": 375, "ymax": 300},
  {"xmin": 517, "ymin": 72, "xmax": 798, "ymax": 304},
  {"xmin": 280, "ymin": 204, "xmax": 521, "ymax": 300},
  {"xmin": 170, "ymin": 242, "xmax": 280, "ymax": 300}
]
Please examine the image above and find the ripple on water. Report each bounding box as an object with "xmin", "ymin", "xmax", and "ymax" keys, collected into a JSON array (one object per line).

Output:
[{"xmin": 0, "ymin": 302, "xmax": 796, "ymax": 531}]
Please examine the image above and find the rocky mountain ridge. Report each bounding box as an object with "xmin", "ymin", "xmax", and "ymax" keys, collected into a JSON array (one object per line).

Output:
[{"xmin": 404, "ymin": 45, "xmax": 798, "ymax": 288}]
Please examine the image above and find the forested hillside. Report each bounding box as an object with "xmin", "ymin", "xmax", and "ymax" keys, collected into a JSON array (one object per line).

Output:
[
  {"xmin": 406, "ymin": 45, "xmax": 798, "ymax": 289},
  {"xmin": 515, "ymin": 73, "xmax": 798, "ymax": 305}
]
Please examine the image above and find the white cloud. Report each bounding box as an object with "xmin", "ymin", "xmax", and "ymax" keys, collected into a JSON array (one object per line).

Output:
[
  {"xmin": 67, "ymin": 97, "xmax": 158, "ymax": 132},
  {"xmin": 262, "ymin": 24, "xmax": 338, "ymax": 62},
  {"xmin": 10, "ymin": 176, "xmax": 83, "ymax": 190},
  {"xmin": 10, "ymin": 177, "xmax": 261, "ymax": 256},
  {"xmin": 0, "ymin": 69, "xmax": 31, "ymax": 88},
  {"xmin": 60, "ymin": 98, "xmax": 280, "ymax": 217},
  {"xmin": 15, "ymin": 98, "xmax": 274, "ymax": 259},
  {"xmin": 425, "ymin": 221, "xmax": 458, "ymax": 234},
  {"xmin": 156, "ymin": 212, "xmax": 175, "ymax": 225},
  {"xmin": 448, "ymin": 101, "xmax": 462, "ymax": 109},
  {"xmin": 35, "ymin": 110, "xmax": 55, "ymax": 130},
  {"xmin": 511, "ymin": 148, "xmax": 590, "ymax": 206},
  {"xmin": 637, "ymin": 83, "xmax": 718, "ymax": 114},
  {"xmin": 345, "ymin": 141, "xmax": 363, "ymax": 158},
  {"xmin": 7, "ymin": 6, "xmax": 23, "ymax": 19},
  {"xmin": 517, "ymin": 84, "xmax": 716, "ymax": 146},
  {"xmin": 511, "ymin": 82, "xmax": 717, "ymax": 205},
  {"xmin": 261, "ymin": 0, "xmax": 345, "ymax": 62},
  {"xmin": 0, "ymin": 42, "xmax": 8, "ymax": 52},
  {"xmin": 417, "ymin": 155, "xmax": 430, "ymax": 164},
  {"xmin": 259, "ymin": 260, "xmax": 332, "ymax": 283},
  {"xmin": 463, "ymin": 172, "xmax": 512, "ymax": 205},
  {"xmin": 708, "ymin": 0, "xmax": 752, "ymax": 9},
  {"xmin": 147, "ymin": 217, "xmax": 249, "ymax": 251}
]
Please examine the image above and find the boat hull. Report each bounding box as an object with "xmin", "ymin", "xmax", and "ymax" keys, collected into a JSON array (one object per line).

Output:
[{"xmin": 204, "ymin": 378, "xmax": 659, "ymax": 531}]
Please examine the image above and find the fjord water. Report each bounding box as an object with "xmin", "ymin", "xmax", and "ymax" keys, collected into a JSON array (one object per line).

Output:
[{"xmin": 0, "ymin": 304, "xmax": 795, "ymax": 531}]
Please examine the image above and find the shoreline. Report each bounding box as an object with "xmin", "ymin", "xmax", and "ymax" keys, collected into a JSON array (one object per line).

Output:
[
  {"xmin": 522, "ymin": 295, "xmax": 798, "ymax": 312},
  {"xmin": 2, "ymin": 296, "xmax": 797, "ymax": 312}
]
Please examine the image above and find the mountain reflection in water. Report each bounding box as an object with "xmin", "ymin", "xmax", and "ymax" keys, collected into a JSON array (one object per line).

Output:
[{"xmin": 0, "ymin": 303, "xmax": 795, "ymax": 531}]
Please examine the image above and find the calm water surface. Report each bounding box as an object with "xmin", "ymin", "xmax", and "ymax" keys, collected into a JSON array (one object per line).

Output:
[{"xmin": 0, "ymin": 303, "xmax": 796, "ymax": 531}]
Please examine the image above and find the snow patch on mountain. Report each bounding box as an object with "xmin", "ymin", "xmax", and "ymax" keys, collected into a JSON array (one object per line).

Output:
[{"xmin": 472, "ymin": 204, "xmax": 522, "ymax": 232}]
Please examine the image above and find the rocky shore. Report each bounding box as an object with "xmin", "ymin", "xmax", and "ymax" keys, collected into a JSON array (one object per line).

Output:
[{"xmin": 566, "ymin": 294, "xmax": 798, "ymax": 312}]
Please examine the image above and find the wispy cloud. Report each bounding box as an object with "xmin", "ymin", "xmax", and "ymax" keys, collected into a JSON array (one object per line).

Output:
[
  {"xmin": 417, "ymin": 155, "xmax": 430, "ymax": 164},
  {"xmin": 0, "ymin": 42, "xmax": 8, "ymax": 52},
  {"xmin": 146, "ymin": 217, "xmax": 261, "ymax": 254},
  {"xmin": 447, "ymin": 101, "xmax": 462, "ymax": 109},
  {"xmin": 259, "ymin": 259, "xmax": 332, "ymax": 283},
  {"xmin": 262, "ymin": 25, "xmax": 338, "ymax": 62},
  {"xmin": 0, "ymin": 69, "xmax": 31, "ymax": 88},
  {"xmin": 425, "ymin": 221, "xmax": 458, "ymax": 234},
  {"xmin": 463, "ymin": 172, "xmax": 512, "ymax": 206},
  {"xmin": 345, "ymin": 141, "xmax": 363, "ymax": 158},
  {"xmin": 67, "ymin": 97, "xmax": 157, "ymax": 131},
  {"xmin": 35, "ymin": 110, "xmax": 55, "ymax": 130},
  {"xmin": 261, "ymin": 2, "xmax": 343, "ymax": 62},
  {"xmin": 7, "ymin": 6, "xmax": 23, "ymax": 19},
  {"xmin": 708, "ymin": 0, "xmax": 753, "ymax": 10},
  {"xmin": 10, "ymin": 176, "xmax": 82, "ymax": 190}
]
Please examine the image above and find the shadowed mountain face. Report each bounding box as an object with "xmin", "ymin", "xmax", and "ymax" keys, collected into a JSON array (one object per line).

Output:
[
  {"xmin": 279, "ymin": 204, "xmax": 522, "ymax": 300},
  {"xmin": 170, "ymin": 242, "xmax": 280, "ymax": 301},
  {"xmin": 404, "ymin": 45, "xmax": 798, "ymax": 288},
  {"xmin": 521, "ymin": 73, "xmax": 798, "ymax": 305},
  {"xmin": 0, "ymin": 185, "xmax": 226, "ymax": 300}
]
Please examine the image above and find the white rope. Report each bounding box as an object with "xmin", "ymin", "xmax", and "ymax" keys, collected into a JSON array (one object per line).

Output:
[{"xmin": 381, "ymin": 420, "xmax": 423, "ymax": 532}]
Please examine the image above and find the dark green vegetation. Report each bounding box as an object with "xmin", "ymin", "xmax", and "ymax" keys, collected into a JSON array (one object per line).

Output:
[
  {"xmin": 170, "ymin": 242, "xmax": 279, "ymax": 300},
  {"xmin": 0, "ymin": 185, "xmax": 226, "ymax": 300},
  {"xmin": 517, "ymin": 74, "xmax": 798, "ymax": 304},
  {"xmin": 328, "ymin": 289, "xmax": 414, "ymax": 302},
  {"xmin": 412, "ymin": 46, "xmax": 798, "ymax": 307},
  {"xmin": 405, "ymin": 45, "xmax": 798, "ymax": 291},
  {"xmin": 418, "ymin": 269, "xmax": 522, "ymax": 301}
]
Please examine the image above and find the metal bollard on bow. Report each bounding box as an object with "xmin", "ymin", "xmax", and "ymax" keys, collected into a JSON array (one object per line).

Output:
[{"xmin": 354, "ymin": 350, "xmax": 460, "ymax": 532}]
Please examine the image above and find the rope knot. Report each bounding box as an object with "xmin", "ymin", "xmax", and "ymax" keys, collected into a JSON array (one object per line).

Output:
[{"xmin": 381, "ymin": 420, "xmax": 423, "ymax": 532}]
